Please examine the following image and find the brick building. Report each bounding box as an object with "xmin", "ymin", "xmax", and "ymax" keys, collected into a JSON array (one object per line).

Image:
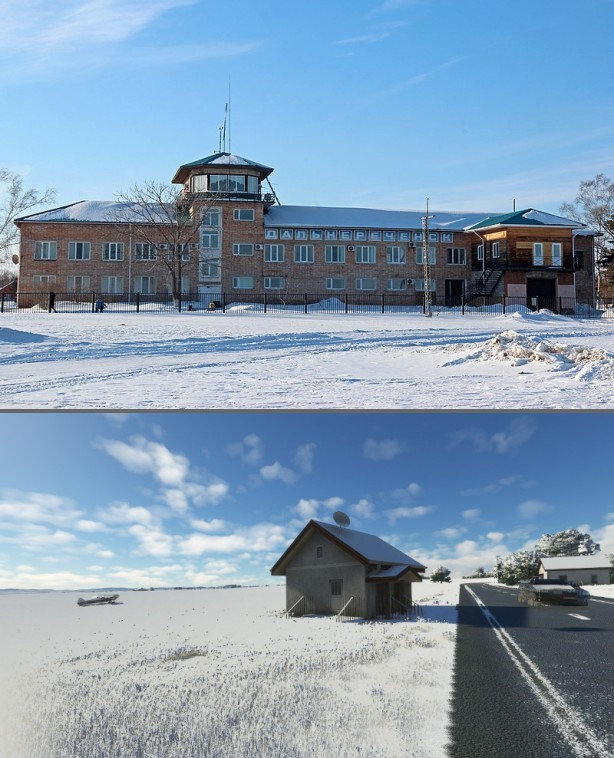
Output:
[{"xmin": 14, "ymin": 152, "xmax": 597, "ymax": 308}]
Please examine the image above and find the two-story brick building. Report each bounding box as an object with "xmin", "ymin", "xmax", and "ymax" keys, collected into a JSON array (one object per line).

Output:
[{"xmin": 14, "ymin": 151, "xmax": 597, "ymax": 309}]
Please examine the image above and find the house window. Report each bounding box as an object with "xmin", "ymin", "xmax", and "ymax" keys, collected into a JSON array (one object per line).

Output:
[
  {"xmin": 355, "ymin": 245, "xmax": 376, "ymax": 264},
  {"xmin": 326, "ymin": 277, "xmax": 346, "ymax": 290},
  {"xmin": 264, "ymin": 276, "xmax": 285, "ymax": 290},
  {"xmin": 558, "ymin": 575, "xmax": 567, "ymax": 582},
  {"xmin": 574, "ymin": 251, "xmax": 584, "ymax": 270},
  {"xmin": 325, "ymin": 245, "xmax": 346, "ymax": 263},
  {"xmin": 415, "ymin": 278, "xmax": 436, "ymax": 292},
  {"xmin": 68, "ymin": 242, "xmax": 91, "ymax": 260},
  {"xmin": 103, "ymin": 242, "xmax": 124, "ymax": 261},
  {"xmin": 34, "ymin": 241, "xmax": 57, "ymax": 260},
  {"xmin": 551, "ymin": 242, "xmax": 562, "ymax": 267},
  {"xmin": 33, "ymin": 274, "xmax": 56, "ymax": 284},
  {"xmin": 387, "ymin": 278, "xmax": 407, "ymax": 291},
  {"xmin": 67, "ymin": 275, "xmax": 90, "ymax": 293},
  {"xmin": 201, "ymin": 232, "xmax": 219, "ymax": 249},
  {"xmin": 590, "ymin": 575, "xmax": 598, "ymax": 584},
  {"xmin": 492, "ymin": 241, "xmax": 500, "ymax": 259},
  {"xmin": 446, "ymin": 247, "xmax": 466, "ymax": 265},
  {"xmin": 233, "ymin": 243, "xmax": 254, "ymax": 256},
  {"xmin": 356, "ymin": 277, "xmax": 376, "ymax": 290},
  {"xmin": 135, "ymin": 243, "xmax": 155, "ymax": 261},
  {"xmin": 199, "ymin": 261, "xmax": 219, "ymax": 279},
  {"xmin": 316, "ymin": 546, "xmax": 323, "ymax": 559},
  {"xmin": 387, "ymin": 246, "xmax": 406, "ymax": 264},
  {"xmin": 201, "ymin": 208, "xmax": 221, "ymax": 226},
  {"xmin": 101, "ymin": 276, "xmax": 123, "ymax": 294},
  {"xmin": 330, "ymin": 579, "xmax": 342, "ymax": 597},
  {"xmin": 233, "ymin": 276, "xmax": 254, "ymax": 289},
  {"xmin": 533, "ymin": 242, "xmax": 544, "ymax": 266},
  {"xmin": 134, "ymin": 276, "xmax": 156, "ymax": 294},
  {"xmin": 294, "ymin": 245, "xmax": 314, "ymax": 263},
  {"xmin": 233, "ymin": 209, "xmax": 254, "ymax": 221},
  {"xmin": 477, "ymin": 244, "xmax": 484, "ymax": 261},
  {"xmin": 416, "ymin": 246, "xmax": 436, "ymax": 265},
  {"xmin": 264, "ymin": 244, "xmax": 285, "ymax": 263}
]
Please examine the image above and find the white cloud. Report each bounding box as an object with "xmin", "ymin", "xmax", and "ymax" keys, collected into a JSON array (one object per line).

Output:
[
  {"xmin": 385, "ymin": 506, "xmax": 433, "ymax": 523},
  {"xmin": 363, "ymin": 438, "xmax": 403, "ymax": 460},
  {"xmin": 292, "ymin": 496, "xmax": 344, "ymax": 521},
  {"xmin": 434, "ymin": 527, "xmax": 467, "ymax": 540},
  {"xmin": 486, "ymin": 531, "xmax": 505, "ymax": 542},
  {"xmin": 390, "ymin": 482, "xmax": 422, "ymax": 503},
  {"xmin": 96, "ymin": 436, "xmax": 189, "ymax": 487},
  {"xmin": 350, "ymin": 498, "xmax": 375, "ymax": 519},
  {"xmin": 449, "ymin": 417, "xmax": 535, "ymax": 455},
  {"xmin": 76, "ymin": 519, "xmax": 108, "ymax": 532},
  {"xmin": 461, "ymin": 509, "xmax": 481, "ymax": 520},
  {"xmin": 178, "ymin": 523, "xmax": 288, "ymax": 556},
  {"xmin": 128, "ymin": 524, "xmax": 174, "ymax": 557},
  {"xmin": 517, "ymin": 499, "xmax": 554, "ymax": 519},
  {"xmin": 0, "ymin": 489, "xmax": 82, "ymax": 526},
  {"xmin": 336, "ymin": 31, "xmax": 391, "ymax": 45},
  {"xmin": 461, "ymin": 477, "xmax": 520, "ymax": 497},
  {"xmin": 100, "ymin": 502, "xmax": 154, "ymax": 526},
  {"xmin": 190, "ymin": 518, "xmax": 227, "ymax": 532},
  {"xmin": 227, "ymin": 434, "xmax": 263, "ymax": 465},
  {"xmin": 294, "ymin": 443, "xmax": 316, "ymax": 474},
  {"xmin": 260, "ymin": 461, "xmax": 296, "ymax": 485}
]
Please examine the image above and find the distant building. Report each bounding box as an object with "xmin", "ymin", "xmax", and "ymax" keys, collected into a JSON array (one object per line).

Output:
[
  {"xmin": 537, "ymin": 555, "xmax": 612, "ymax": 585},
  {"xmin": 14, "ymin": 151, "xmax": 598, "ymax": 309},
  {"xmin": 270, "ymin": 519, "xmax": 426, "ymax": 618}
]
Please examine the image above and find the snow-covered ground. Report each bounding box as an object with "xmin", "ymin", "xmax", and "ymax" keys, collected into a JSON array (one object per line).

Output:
[
  {"xmin": 0, "ymin": 581, "xmax": 459, "ymax": 758},
  {"xmin": 1, "ymin": 310, "xmax": 614, "ymax": 408}
]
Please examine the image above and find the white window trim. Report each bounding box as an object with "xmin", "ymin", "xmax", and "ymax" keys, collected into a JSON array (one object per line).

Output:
[
  {"xmin": 294, "ymin": 244, "xmax": 314, "ymax": 263},
  {"xmin": 324, "ymin": 245, "xmax": 346, "ymax": 264},
  {"xmin": 34, "ymin": 241, "xmax": 57, "ymax": 260},
  {"xmin": 233, "ymin": 243, "xmax": 254, "ymax": 256},
  {"xmin": 551, "ymin": 242, "xmax": 562, "ymax": 266},
  {"xmin": 492, "ymin": 241, "xmax": 500, "ymax": 259},
  {"xmin": 533, "ymin": 242, "xmax": 544, "ymax": 266},
  {"xmin": 386, "ymin": 246, "xmax": 406, "ymax": 265},
  {"xmin": 264, "ymin": 276, "xmax": 286, "ymax": 290},
  {"xmin": 326, "ymin": 277, "xmax": 346, "ymax": 290},
  {"xmin": 233, "ymin": 276, "xmax": 254, "ymax": 290},
  {"xmin": 233, "ymin": 208, "xmax": 255, "ymax": 221},
  {"xmin": 355, "ymin": 245, "xmax": 376, "ymax": 264},
  {"xmin": 356, "ymin": 277, "xmax": 377, "ymax": 291}
]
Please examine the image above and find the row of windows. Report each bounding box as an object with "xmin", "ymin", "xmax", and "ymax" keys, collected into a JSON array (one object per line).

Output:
[
  {"xmin": 32, "ymin": 275, "xmax": 161, "ymax": 294},
  {"xmin": 233, "ymin": 276, "xmax": 438, "ymax": 291},
  {"xmin": 264, "ymin": 228, "xmax": 455, "ymax": 243},
  {"xmin": 200, "ymin": 208, "xmax": 254, "ymax": 228},
  {"xmin": 234, "ymin": 244, "xmax": 466, "ymax": 265},
  {"xmin": 35, "ymin": 242, "xmax": 193, "ymax": 262},
  {"xmin": 191, "ymin": 174, "xmax": 260, "ymax": 195},
  {"xmin": 476, "ymin": 241, "xmax": 563, "ymax": 266}
]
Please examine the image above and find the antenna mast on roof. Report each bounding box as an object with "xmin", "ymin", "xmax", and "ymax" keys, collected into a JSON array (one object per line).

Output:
[
  {"xmin": 228, "ymin": 77, "xmax": 231, "ymax": 154},
  {"xmin": 217, "ymin": 104, "xmax": 227, "ymax": 153}
]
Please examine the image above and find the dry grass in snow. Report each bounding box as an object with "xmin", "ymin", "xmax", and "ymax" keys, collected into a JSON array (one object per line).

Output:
[{"xmin": 0, "ymin": 582, "xmax": 458, "ymax": 758}]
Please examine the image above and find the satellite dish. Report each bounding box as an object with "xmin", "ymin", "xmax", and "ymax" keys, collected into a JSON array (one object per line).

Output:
[
  {"xmin": 11, "ymin": 254, "xmax": 19, "ymax": 264},
  {"xmin": 333, "ymin": 511, "xmax": 350, "ymax": 527}
]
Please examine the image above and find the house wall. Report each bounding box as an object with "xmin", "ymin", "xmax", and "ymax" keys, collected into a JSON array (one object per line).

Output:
[
  {"xmin": 284, "ymin": 530, "xmax": 366, "ymax": 615},
  {"xmin": 539, "ymin": 566, "xmax": 611, "ymax": 585}
]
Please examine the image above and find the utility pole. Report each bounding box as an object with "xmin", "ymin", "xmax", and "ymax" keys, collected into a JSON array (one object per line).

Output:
[{"xmin": 422, "ymin": 198, "xmax": 434, "ymax": 317}]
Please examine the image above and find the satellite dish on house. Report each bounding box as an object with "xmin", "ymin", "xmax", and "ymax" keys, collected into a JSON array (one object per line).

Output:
[
  {"xmin": 333, "ymin": 511, "xmax": 350, "ymax": 527},
  {"xmin": 11, "ymin": 254, "xmax": 19, "ymax": 264}
]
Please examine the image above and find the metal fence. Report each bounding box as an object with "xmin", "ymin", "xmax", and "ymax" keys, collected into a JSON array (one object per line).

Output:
[{"xmin": 2, "ymin": 291, "xmax": 613, "ymax": 319}]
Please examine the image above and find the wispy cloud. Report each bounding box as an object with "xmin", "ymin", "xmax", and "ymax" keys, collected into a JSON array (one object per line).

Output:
[
  {"xmin": 294, "ymin": 443, "xmax": 316, "ymax": 474},
  {"xmin": 449, "ymin": 417, "xmax": 536, "ymax": 455},
  {"xmin": 228, "ymin": 434, "xmax": 264, "ymax": 465},
  {"xmin": 461, "ymin": 476, "xmax": 531, "ymax": 497},
  {"xmin": 385, "ymin": 505, "xmax": 433, "ymax": 523},
  {"xmin": 517, "ymin": 499, "xmax": 554, "ymax": 520},
  {"xmin": 363, "ymin": 438, "xmax": 403, "ymax": 460},
  {"xmin": 462, "ymin": 508, "xmax": 481, "ymax": 520},
  {"xmin": 336, "ymin": 31, "xmax": 392, "ymax": 45}
]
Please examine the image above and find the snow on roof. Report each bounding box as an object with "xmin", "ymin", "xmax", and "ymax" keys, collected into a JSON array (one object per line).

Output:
[
  {"xmin": 539, "ymin": 555, "xmax": 610, "ymax": 569},
  {"xmin": 366, "ymin": 565, "xmax": 413, "ymax": 580},
  {"xmin": 467, "ymin": 208, "xmax": 584, "ymax": 231},
  {"xmin": 16, "ymin": 201, "xmax": 169, "ymax": 224},
  {"xmin": 264, "ymin": 205, "xmax": 492, "ymax": 231},
  {"xmin": 179, "ymin": 152, "xmax": 273, "ymax": 170},
  {"xmin": 313, "ymin": 520, "xmax": 426, "ymax": 569}
]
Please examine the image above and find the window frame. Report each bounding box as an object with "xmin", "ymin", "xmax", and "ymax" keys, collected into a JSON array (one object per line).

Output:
[
  {"xmin": 233, "ymin": 243, "xmax": 254, "ymax": 257},
  {"xmin": 325, "ymin": 245, "xmax": 346, "ymax": 264},
  {"xmin": 34, "ymin": 241, "xmax": 57, "ymax": 260},
  {"xmin": 326, "ymin": 277, "xmax": 346, "ymax": 290},
  {"xmin": 232, "ymin": 276, "xmax": 254, "ymax": 290},
  {"xmin": 264, "ymin": 244, "xmax": 285, "ymax": 263},
  {"xmin": 102, "ymin": 242, "xmax": 125, "ymax": 262},
  {"xmin": 387, "ymin": 246, "xmax": 406, "ymax": 265},
  {"xmin": 233, "ymin": 208, "xmax": 255, "ymax": 222},
  {"xmin": 68, "ymin": 241, "xmax": 91, "ymax": 261},
  {"xmin": 294, "ymin": 244, "xmax": 314, "ymax": 263},
  {"xmin": 446, "ymin": 247, "xmax": 466, "ymax": 265},
  {"xmin": 355, "ymin": 245, "xmax": 376, "ymax": 264}
]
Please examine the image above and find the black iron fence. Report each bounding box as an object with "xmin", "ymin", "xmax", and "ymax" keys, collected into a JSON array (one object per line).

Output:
[{"xmin": 2, "ymin": 291, "xmax": 613, "ymax": 318}]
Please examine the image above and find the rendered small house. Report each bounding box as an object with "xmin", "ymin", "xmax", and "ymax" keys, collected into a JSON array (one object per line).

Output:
[
  {"xmin": 270, "ymin": 518, "xmax": 426, "ymax": 618},
  {"xmin": 537, "ymin": 555, "xmax": 612, "ymax": 585}
]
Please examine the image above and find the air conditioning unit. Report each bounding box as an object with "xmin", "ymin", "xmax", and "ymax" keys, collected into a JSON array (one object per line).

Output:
[
  {"xmin": 406, "ymin": 279, "xmax": 413, "ymax": 285},
  {"xmin": 255, "ymin": 244, "xmax": 264, "ymax": 250},
  {"xmin": 409, "ymin": 242, "xmax": 416, "ymax": 248},
  {"xmin": 348, "ymin": 245, "xmax": 355, "ymax": 251}
]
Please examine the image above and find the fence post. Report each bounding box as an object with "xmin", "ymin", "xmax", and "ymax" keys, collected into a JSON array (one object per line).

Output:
[
  {"xmin": 381, "ymin": 292, "xmax": 385, "ymax": 314},
  {"xmin": 136, "ymin": 291, "xmax": 140, "ymax": 313},
  {"xmin": 263, "ymin": 291, "xmax": 267, "ymax": 314},
  {"xmin": 92, "ymin": 292, "xmax": 96, "ymax": 313},
  {"xmin": 503, "ymin": 295, "xmax": 506, "ymax": 314},
  {"xmin": 462, "ymin": 297, "xmax": 465, "ymax": 315},
  {"xmin": 178, "ymin": 292, "xmax": 182, "ymax": 313},
  {"xmin": 304, "ymin": 293, "xmax": 308, "ymax": 314},
  {"xmin": 345, "ymin": 293, "xmax": 348, "ymax": 314},
  {"xmin": 559, "ymin": 296, "xmax": 562, "ymax": 314},
  {"xmin": 1, "ymin": 292, "xmax": 4, "ymax": 313},
  {"xmin": 222, "ymin": 292, "xmax": 226, "ymax": 313}
]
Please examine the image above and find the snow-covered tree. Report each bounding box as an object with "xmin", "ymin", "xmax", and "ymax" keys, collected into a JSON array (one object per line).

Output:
[
  {"xmin": 535, "ymin": 529, "xmax": 600, "ymax": 557},
  {"xmin": 496, "ymin": 550, "xmax": 538, "ymax": 586},
  {"xmin": 430, "ymin": 566, "xmax": 451, "ymax": 583},
  {"xmin": 464, "ymin": 567, "xmax": 490, "ymax": 579}
]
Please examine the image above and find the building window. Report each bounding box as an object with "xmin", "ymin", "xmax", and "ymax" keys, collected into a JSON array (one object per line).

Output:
[
  {"xmin": 68, "ymin": 242, "xmax": 91, "ymax": 260},
  {"xmin": 264, "ymin": 244, "xmax": 285, "ymax": 263},
  {"xmin": 103, "ymin": 242, "xmax": 124, "ymax": 261},
  {"xmin": 355, "ymin": 245, "xmax": 376, "ymax": 264},
  {"xmin": 492, "ymin": 241, "xmax": 500, "ymax": 258},
  {"xmin": 316, "ymin": 546, "xmax": 323, "ymax": 559},
  {"xmin": 264, "ymin": 276, "xmax": 286, "ymax": 290},
  {"xmin": 387, "ymin": 246, "xmax": 406, "ymax": 264},
  {"xmin": 67, "ymin": 275, "xmax": 90, "ymax": 293},
  {"xmin": 416, "ymin": 246, "xmax": 436, "ymax": 265},
  {"xmin": 233, "ymin": 276, "xmax": 254, "ymax": 289},
  {"xmin": 101, "ymin": 276, "xmax": 123, "ymax": 294},
  {"xmin": 356, "ymin": 277, "xmax": 376, "ymax": 290},
  {"xmin": 415, "ymin": 278, "xmax": 436, "ymax": 292},
  {"xmin": 135, "ymin": 243, "xmax": 155, "ymax": 261},
  {"xmin": 533, "ymin": 242, "xmax": 544, "ymax": 266},
  {"xmin": 134, "ymin": 276, "xmax": 156, "ymax": 294},
  {"xmin": 387, "ymin": 278, "xmax": 407, "ymax": 291},
  {"xmin": 574, "ymin": 250, "xmax": 584, "ymax": 270},
  {"xmin": 201, "ymin": 232, "xmax": 219, "ymax": 249},
  {"xmin": 330, "ymin": 579, "xmax": 342, "ymax": 597},
  {"xmin": 199, "ymin": 261, "xmax": 219, "ymax": 279},
  {"xmin": 325, "ymin": 245, "xmax": 346, "ymax": 263},
  {"xmin": 551, "ymin": 242, "xmax": 562, "ymax": 267},
  {"xmin": 233, "ymin": 209, "xmax": 254, "ymax": 221},
  {"xmin": 326, "ymin": 277, "xmax": 346, "ymax": 290},
  {"xmin": 294, "ymin": 245, "xmax": 314, "ymax": 263},
  {"xmin": 201, "ymin": 208, "xmax": 221, "ymax": 226},
  {"xmin": 33, "ymin": 274, "xmax": 56, "ymax": 284},
  {"xmin": 590, "ymin": 575, "xmax": 598, "ymax": 584},
  {"xmin": 446, "ymin": 247, "xmax": 466, "ymax": 265},
  {"xmin": 477, "ymin": 243, "xmax": 484, "ymax": 261},
  {"xmin": 233, "ymin": 243, "xmax": 254, "ymax": 256},
  {"xmin": 34, "ymin": 241, "xmax": 57, "ymax": 260}
]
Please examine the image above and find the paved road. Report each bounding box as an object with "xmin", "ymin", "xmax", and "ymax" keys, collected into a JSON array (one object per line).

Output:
[{"xmin": 449, "ymin": 583, "xmax": 614, "ymax": 757}]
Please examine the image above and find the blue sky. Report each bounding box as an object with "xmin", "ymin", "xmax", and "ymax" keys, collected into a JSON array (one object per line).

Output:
[
  {"xmin": 2, "ymin": 0, "xmax": 613, "ymax": 215},
  {"xmin": 1, "ymin": 412, "xmax": 612, "ymax": 589}
]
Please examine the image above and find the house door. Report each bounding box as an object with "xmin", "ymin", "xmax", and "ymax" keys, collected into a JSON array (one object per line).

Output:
[
  {"xmin": 526, "ymin": 278, "xmax": 556, "ymax": 311},
  {"xmin": 445, "ymin": 279, "xmax": 465, "ymax": 307},
  {"xmin": 375, "ymin": 584, "xmax": 390, "ymax": 617}
]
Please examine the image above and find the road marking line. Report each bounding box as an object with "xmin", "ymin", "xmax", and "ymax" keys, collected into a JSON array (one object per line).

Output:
[
  {"xmin": 464, "ymin": 585, "xmax": 611, "ymax": 758},
  {"xmin": 568, "ymin": 613, "xmax": 590, "ymax": 620},
  {"xmin": 590, "ymin": 598, "xmax": 614, "ymax": 605}
]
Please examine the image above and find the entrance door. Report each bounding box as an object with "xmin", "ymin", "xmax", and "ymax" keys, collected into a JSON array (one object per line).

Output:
[
  {"xmin": 526, "ymin": 278, "xmax": 556, "ymax": 311},
  {"xmin": 445, "ymin": 279, "xmax": 465, "ymax": 307},
  {"xmin": 375, "ymin": 583, "xmax": 390, "ymax": 617}
]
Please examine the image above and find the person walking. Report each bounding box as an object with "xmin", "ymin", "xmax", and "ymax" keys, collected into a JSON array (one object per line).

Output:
[{"xmin": 48, "ymin": 291, "xmax": 57, "ymax": 313}]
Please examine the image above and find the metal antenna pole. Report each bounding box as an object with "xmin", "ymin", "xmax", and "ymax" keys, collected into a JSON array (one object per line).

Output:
[{"xmin": 422, "ymin": 198, "xmax": 434, "ymax": 317}]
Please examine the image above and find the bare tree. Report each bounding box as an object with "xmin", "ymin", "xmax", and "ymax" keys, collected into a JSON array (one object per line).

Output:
[
  {"xmin": 111, "ymin": 181, "xmax": 220, "ymax": 307},
  {"xmin": 1, "ymin": 168, "xmax": 56, "ymax": 263}
]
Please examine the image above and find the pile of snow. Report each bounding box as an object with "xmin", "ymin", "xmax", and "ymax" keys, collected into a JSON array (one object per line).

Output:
[{"xmin": 443, "ymin": 330, "xmax": 614, "ymax": 380}]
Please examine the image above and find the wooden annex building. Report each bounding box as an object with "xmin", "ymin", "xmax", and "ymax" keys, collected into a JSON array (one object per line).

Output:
[{"xmin": 270, "ymin": 519, "xmax": 426, "ymax": 619}]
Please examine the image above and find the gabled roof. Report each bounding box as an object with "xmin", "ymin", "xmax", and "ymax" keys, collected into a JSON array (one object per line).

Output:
[
  {"xmin": 172, "ymin": 152, "xmax": 274, "ymax": 184},
  {"xmin": 539, "ymin": 555, "xmax": 611, "ymax": 570},
  {"xmin": 270, "ymin": 519, "xmax": 426, "ymax": 576},
  {"xmin": 14, "ymin": 200, "xmax": 170, "ymax": 224},
  {"xmin": 466, "ymin": 208, "xmax": 584, "ymax": 231}
]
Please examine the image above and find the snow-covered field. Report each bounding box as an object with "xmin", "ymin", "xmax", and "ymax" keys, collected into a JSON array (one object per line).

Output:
[
  {"xmin": 0, "ymin": 581, "xmax": 459, "ymax": 758},
  {"xmin": 1, "ymin": 309, "xmax": 614, "ymax": 408}
]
